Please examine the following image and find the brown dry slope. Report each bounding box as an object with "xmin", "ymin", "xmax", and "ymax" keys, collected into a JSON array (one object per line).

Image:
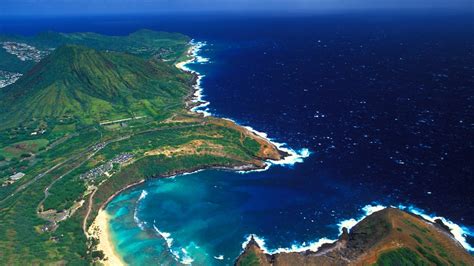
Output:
[{"xmin": 236, "ymin": 208, "xmax": 474, "ymax": 266}]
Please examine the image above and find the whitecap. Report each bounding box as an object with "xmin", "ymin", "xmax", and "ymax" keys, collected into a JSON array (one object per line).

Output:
[
  {"xmin": 137, "ymin": 190, "xmax": 148, "ymax": 201},
  {"xmin": 153, "ymin": 222, "xmax": 195, "ymax": 265},
  {"xmin": 241, "ymin": 234, "xmax": 335, "ymax": 254},
  {"xmin": 133, "ymin": 209, "xmax": 146, "ymax": 230},
  {"xmin": 214, "ymin": 255, "xmax": 224, "ymax": 260},
  {"xmin": 133, "ymin": 190, "xmax": 148, "ymax": 230},
  {"xmin": 241, "ymin": 124, "xmax": 311, "ymax": 167},
  {"xmin": 153, "ymin": 224, "xmax": 174, "ymax": 247},
  {"xmin": 176, "ymin": 40, "xmax": 212, "ymax": 117},
  {"xmin": 196, "ymin": 55, "xmax": 210, "ymax": 63},
  {"xmin": 241, "ymin": 204, "xmax": 473, "ymax": 256}
]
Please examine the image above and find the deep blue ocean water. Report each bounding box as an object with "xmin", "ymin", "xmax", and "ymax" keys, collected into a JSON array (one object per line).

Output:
[{"xmin": 2, "ymin": 12, "xmax": 473, "ymax": 265}]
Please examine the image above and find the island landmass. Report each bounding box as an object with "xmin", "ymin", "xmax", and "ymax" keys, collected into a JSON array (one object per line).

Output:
[
  {"xmin": 0, "ymin": 30, "xmax": 471, "ymax": 265},
  {"xmin": 0, "ymin": 30, "xmax": 284, "ymax": 264}
]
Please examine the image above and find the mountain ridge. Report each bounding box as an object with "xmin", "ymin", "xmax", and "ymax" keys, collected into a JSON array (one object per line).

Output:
[{"xmin": 0, "ymin": 44, "xmax": 192, "ymax": 127}]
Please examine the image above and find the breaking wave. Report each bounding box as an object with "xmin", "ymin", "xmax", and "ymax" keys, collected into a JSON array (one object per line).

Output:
[
  {"xmin": 176, "ymin": 40, "xmax": 311, "ymax": 171},
  {"xmin": 176, "ymin": 40, "xmax": 212, "ymax": 117},
  {"xmin": 152, "ymin": 222, "xmax": 194, "ymax": 265},
  {"xmin": 133, "ymin": 190, "xmax": 148, "ymax": 230},
  {"xmin": 241, "ymin": 204, "xmax": 473, "ymax": 255}
]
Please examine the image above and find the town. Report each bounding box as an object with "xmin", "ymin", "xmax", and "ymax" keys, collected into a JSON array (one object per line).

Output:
[
  {"xmin": 0, "ymin": 70, "xmax": 22, "ymax": 88},
  {"xmin": 2, "ymin": 41, "xmax": 51, "ymax": 62},
  {"xmin": 80, "ymin": 153, "xmax": 134, "ymax": 180}
]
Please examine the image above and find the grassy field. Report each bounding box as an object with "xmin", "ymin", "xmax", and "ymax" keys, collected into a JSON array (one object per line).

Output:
[{"xmin": 0, "ymin": 139, "xmax": 49, "ymax": 160}]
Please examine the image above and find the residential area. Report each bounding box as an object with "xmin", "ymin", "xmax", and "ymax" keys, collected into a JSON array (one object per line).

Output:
[
  {"xmin": 2, "ymin": 41, "xmax": 51, "ymax": 62},
  {"xmin": 0, "ymin": 70, "xmax": 22, "ymax": 88},
  {"xmin": 80, "ymin": 153, "xmax": 134, "ymax": 180}
]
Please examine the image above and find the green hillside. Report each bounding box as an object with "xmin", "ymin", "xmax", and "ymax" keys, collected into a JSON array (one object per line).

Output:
[
  {"xmin": 0, "ymin": 30, "xmax": 286, "ymax": 265},
  {"xmin": 0, "ymin": 44, "xmax": 192, "ymax": 128}
]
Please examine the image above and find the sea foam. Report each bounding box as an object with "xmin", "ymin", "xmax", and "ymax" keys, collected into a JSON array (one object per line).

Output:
[
  {"xmin": 175, "ymin": 40, "xmax": 212, "ymax": 117},
  {"xmin": 152, "ymin": 222, "xmax": 195, "ymax": 265},
  {"xmin": 241, "ymin": 233, "xmax": 335, "ymax": 255},
  {"xmin": 136, "ymin": 188, "xmax": 197, "ymax": 264},
  {"xmin": 241, "ymin": 204, "xmax": 474, "ymax": 255},
  {"xmin": 138, "ymin": 190, "xmax": 148, "ymax": 201},
  {"xmin": 242, "ymin": 124, "xmax": 311, "ymax": 168},
  {"xmin": 214, "ymin": 255, "xmax": 224, "ymax": 260},
  {"xmin": 176, "ymin": 40, "xmax": 311, "ymax": 169},
  {"xmin": 133, "ymin": 190, "xmax": 148, "ymax": 230},
  {"xmin": 337, "ymin": 204, "xmax": 386, "ymax": 234},
  {"xmin": 153, "ymin": 224, "xmax": 174, "ymax": 247}
]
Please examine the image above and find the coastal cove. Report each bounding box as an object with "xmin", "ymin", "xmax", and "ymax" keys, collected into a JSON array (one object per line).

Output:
[
  {"xmin": 0, "ymin": 12, "xmax": 473, "ymax": 265},
  {"xmin": 89, "ymin": 39, "xmax": 312, "ymax": 265},
  {"xmin": 0, "ymin": 27, "xmax": 299, "ymax": 264},
  {"xmin": 97, "ymin": 22, "xmax": 473, "ymax": 264}
]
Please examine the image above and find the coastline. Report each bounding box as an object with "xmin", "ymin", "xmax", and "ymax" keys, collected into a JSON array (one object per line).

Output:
[
  {"xmin": 88, "ymin": 39, "xmax": 308, "ymax": 264},
  {"xmin": 100, "ymin": 179, "xmax": 145, "ymax": 210},
  {"xmin": 88, "ymin": 42, "xmax": 210, "ymax": 265},
  {"xmin": 87, "ymin": 39, "xmax": 474, "ymax": 265},
  {"xmin": 88, "ymin": 209, "xmax": 126, "ymax": 266},
  {"xmin": 176, "ymin": 40, "xmax": 310, "ymax": 168}
]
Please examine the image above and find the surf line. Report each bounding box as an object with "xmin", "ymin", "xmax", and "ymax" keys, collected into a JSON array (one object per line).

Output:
[
  {"xmin": 241, "ymin": 204, "xmax": 474, "ymax": 255},
  {"xmin": 175, "ymin": 39, "xmax": 311, "ymax": 171}
]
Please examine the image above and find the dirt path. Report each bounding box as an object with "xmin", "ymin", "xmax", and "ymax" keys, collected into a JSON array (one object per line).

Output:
[{"xmin": 83, "ymin": 187, "xmax": 97, "ymax": 236}]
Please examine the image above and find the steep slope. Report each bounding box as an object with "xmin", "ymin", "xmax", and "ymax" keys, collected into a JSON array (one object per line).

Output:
[
  {"xmin": 0, "ymin": 45, "xmax": 192, "ymax": 127},
  {"xmin": 236, "ymin": 208, "xmax": 474, "ymax": 265}
]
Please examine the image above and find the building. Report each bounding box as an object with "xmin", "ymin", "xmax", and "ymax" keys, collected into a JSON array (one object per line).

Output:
[{"xmin": 10, "ymin": 172, "xmax": 25, "ymax": 181}]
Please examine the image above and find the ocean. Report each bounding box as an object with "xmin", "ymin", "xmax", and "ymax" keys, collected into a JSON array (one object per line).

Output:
[{"xmin": 1, "ymin": 11, "xmax": 473, "ymax": 265}]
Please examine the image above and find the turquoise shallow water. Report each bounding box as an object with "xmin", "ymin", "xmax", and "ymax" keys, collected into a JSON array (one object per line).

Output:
[
  {"xmin": 2, "ymin": 11, "xmax": 473, "ymax": 266},
  {"xmin": 106, "ymin": 189, "xmax": 178, "ymax": 265},
  {"xmin": 106, "ymin": 168, "xmax": 387, "ymax": 265},
  {"xmin": 97, "ymin": 12, "xmax": 474, "ymax": 265},
  {"xmin": 107, "ymin": 167, "xmax": 474, "ymax": 265}
]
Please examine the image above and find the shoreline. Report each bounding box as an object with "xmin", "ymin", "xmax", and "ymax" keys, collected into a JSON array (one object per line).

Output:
[
  {"xmin": 100, "ymin": 179, "xmax": 146, "ymax": 210},
  {"xmin": 88, "ymin": 209, "xmax": 126, "ymax": 266},
  {"xmin": 89, "ymin": 39, "xmax": 308, "ymax": 265},
  {"xmin": 176, "ymin": 40, "xmax": 310, "ymax": 168},
  {"xmin": 87, "ymin": 40, "xmax": 474, "ymax": 265},
  {"xmin": 89, "ymin": 164, "xmax": 267, "ymax": 265}
]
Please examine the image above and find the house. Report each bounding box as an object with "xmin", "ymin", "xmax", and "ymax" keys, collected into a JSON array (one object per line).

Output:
[{"xmin": 10, "ymin": 172, "xmax": 25, "ymax": 181}]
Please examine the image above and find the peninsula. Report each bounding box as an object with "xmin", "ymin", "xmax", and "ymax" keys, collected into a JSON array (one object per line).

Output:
[
  {"xmin": 0, "ymin": 30, "xmax": 472, "ymax": 265},
  {"xmin": 0, "ymin": 30, "xmax": 284, "ymax": 264},
  {"xmin": 237, "ymin": 208, "xmax": 474, "ymax": 265}
]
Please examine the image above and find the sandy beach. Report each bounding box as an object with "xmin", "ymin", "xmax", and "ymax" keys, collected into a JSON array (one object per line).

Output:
[{"xmin": 89, "ymin": 209, "xmax": 126, "ymax": 266}]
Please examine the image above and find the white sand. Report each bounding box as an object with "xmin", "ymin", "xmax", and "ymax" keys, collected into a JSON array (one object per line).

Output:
[{"xmin": 89, "ymin": 209, "xmax": 126, "ymax": 266}]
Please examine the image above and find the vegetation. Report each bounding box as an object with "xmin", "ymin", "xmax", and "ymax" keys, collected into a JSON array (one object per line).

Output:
[
  {"xmin": 5, "ymin": 29, "xmax": 468, "ymax": 266},
  {"xmin": 0, "ymin": 29, "xmax": 190, "ymax": 74},
  {"xmin": 0, "ymin": 139, "xmax": 48, "ymax": 159},
  {"xmin": 0, "ymin": 44, "xmax": 192, "ymax": 128},
  {"xmin": 237, "ymin": 208, "xmax": 474, "ymax": 265},
  {"xmin": 239, "ymin": 250, "xmax": 261, "ymax": 266},
  {"xmin": 0, "ymin": 30, "xmax": 281, "ymax": 264},
  {"xmin": 375, "ymin": 247, "xmax": 428, "ymax": 266}
]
